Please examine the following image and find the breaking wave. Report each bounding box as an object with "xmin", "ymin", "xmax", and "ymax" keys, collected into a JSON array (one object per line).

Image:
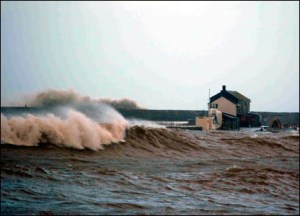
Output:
[
  {"xmin": 1, "ymin": 110, "xmax": 127, "ymax": 151},
  {"xmin": 1, "ymin": 89, "xmax": 133, "ymax": 150}
]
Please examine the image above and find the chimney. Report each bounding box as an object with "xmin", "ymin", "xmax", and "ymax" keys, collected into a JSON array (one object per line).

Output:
[{"xmin": 222, "ymin": 85, "xmax": 226, "ymax": 91}]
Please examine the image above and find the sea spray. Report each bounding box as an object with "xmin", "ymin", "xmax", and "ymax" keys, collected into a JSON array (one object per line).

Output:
[
  {"xmin": 127, "ymin": 118, "xmax": 165, "ymax": 128},
  {"xmin": 4, "ymin": 89, "xmax": 142, "ymax": 110},
  {"xmin": 0, "ymin": 89, "xmax": 138, "ymax": 149},
  {"xmin": 1, "ymin": 109, "xmax": 128, "ymax": 150}
]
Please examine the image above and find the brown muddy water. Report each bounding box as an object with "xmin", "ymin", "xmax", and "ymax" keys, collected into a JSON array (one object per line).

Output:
[{"xmin": 1, "ymin": 126, "xmax": 299, "ymax": 215}]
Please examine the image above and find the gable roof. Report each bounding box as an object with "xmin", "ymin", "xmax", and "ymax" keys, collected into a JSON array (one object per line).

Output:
[{"xmin": 210, "ymin": 89, "xmax": 251, "ymax": 104}]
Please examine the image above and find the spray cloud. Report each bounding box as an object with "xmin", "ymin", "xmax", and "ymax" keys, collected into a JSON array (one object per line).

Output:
[{"xmin": 0, "ymin": 89, "xmax": 135, "ymax": 150}]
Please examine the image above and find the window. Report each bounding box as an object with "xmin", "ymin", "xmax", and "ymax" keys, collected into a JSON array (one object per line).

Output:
[{"xmin": 210, "ymin": 103, "xmax": 218, "ymax": 109}]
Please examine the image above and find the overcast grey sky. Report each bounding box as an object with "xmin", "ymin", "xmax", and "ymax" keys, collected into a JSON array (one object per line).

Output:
[{"xmin": 1, "ymin": 1, "xmax": 299, "ymax": 112}]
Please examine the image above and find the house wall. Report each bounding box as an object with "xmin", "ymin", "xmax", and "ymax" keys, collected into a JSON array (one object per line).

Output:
[
  {"xmin": 237, "ymin": 100, "xmax": 250, "ymax": 115},
  {"xmin": 211, "ymin": 97, "xmax": 237, "ymax": 116},
  {"xmin": 195, "ymin": 116, "xmax": 213, "ymax": 131}
]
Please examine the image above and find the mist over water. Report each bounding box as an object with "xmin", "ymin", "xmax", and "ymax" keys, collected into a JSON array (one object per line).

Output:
[{"xmin": 3, "ymin": 89, "xmax": 142, "ymax": 110}]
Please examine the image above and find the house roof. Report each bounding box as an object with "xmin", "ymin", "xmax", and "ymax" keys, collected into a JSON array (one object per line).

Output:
[
  {"xmin": 210, "ymin": 89, "xmax": 251, "ymax": 104},
  {"xmin": 227, "ymin": 91, "xmax": 250, "ymax": 101}
]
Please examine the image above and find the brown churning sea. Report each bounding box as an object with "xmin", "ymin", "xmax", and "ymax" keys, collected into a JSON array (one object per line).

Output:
[{"xmin": 1, "ymin": 121, "xmax": 299, "ymax": 215}]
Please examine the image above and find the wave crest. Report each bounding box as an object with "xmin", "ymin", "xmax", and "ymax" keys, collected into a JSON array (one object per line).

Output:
[{"xmin": 1, "ymin": 110, "xmax": 127, "ymax": 150}]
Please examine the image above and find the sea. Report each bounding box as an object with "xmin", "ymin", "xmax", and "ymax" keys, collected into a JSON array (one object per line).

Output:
[{"xmin": 1, "ymin": 106, "xmax": 299, "ymax": 215}]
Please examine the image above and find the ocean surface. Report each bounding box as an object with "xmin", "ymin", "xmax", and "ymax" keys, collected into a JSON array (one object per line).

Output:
[{"xmin": 1, "ymin": 108, "xmax": 299, "ymax": 215}]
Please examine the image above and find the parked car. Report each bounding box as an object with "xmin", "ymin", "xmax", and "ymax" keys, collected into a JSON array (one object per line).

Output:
[{"xmin": 256, "ymin": 125, "xmax": 269, "ymax": 132}]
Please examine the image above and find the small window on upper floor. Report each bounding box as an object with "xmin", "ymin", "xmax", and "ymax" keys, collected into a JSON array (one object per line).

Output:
[{"xmin": 210, "ymin": 103, "xmax": 218, "ymax": 109}]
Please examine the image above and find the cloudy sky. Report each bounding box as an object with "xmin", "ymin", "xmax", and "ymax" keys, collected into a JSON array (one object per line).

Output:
[{"xmin": 1, "ymin": 1, "xmax": 299, "ymax": 112}]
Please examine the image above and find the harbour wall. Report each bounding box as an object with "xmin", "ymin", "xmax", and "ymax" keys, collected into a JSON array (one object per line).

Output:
[
  {"xmin": 1, "ymin": 107, "xmax": 299, "ymax": 127},
  {"xmin": 117, "ymin": 109, "xmax": 299, "ymax": 127}
]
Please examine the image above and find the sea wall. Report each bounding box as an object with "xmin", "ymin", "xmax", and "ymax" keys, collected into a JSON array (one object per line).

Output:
[
  {"xmin": 251, "ymin": 112, "xmax": 299, "ymax": 127},
  {"xmin": 117, "ymin": 109, "xmax": 299, "ymax": 127},
  {"xmin": 118, "ymin": 109, "xmax": 207, "ymax": 122},
  {"xmin": 1, "ymin": 107, "xmax": 299, "ymax": 127}
]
